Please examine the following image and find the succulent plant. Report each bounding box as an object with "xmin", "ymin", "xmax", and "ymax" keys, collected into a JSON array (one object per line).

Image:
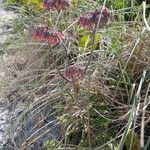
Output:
[
  {"xmin": 33, "ymin": 25, "xmax": 65, "ymax": 46},
  {"xmin": 64, "ymin": 64, "xmax": 84, "ymax": 83},
  {"xmin": 78, "ymin": 7, "xmax": 112, "ymax": 30},
  {"xmin": 43, "ymin": 0, "xmax": 71, "ymax": 11}
]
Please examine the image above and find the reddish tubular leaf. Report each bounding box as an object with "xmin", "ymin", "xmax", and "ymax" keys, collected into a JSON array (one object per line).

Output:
[
  {"xmin": 78, "ymin": 7, "xmax": 112, "ymax": 30},
  {"xmin": 43, "ymin": 0, "xmax": 71, "ymax": 11},
  {"xmin": 57, "ymin": 32, "xmax": 65, "ymax": 41},
  {"xmin": 32, "ymin": 26, "xmax": 65, "ymax": 46},
  {"xmin": 64, "ymin": 64, "xmax": 84, "ymax": 82}
]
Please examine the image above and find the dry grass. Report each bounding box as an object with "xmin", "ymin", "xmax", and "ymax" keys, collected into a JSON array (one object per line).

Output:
[{"xmin": 0, "ymin": 0, "xmax": 150, "ymax": 149}]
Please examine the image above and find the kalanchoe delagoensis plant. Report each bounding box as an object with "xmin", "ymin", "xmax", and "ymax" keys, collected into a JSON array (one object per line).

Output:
[
  {"xmin": 78, "ymin": 7, "xmax": 112, "ymax": 30},
  {"xmin": 43, "ymin": 0, "xmax": 71, "ymax": 11},
  {"xmin": 64, "ymin": 64, "xmax": 84, "ymax": 99},
  {"xmin": 64, "ymin": 64, "xmax": 84, "ymax": 83},
  {"xmin": 32, "ymin": 26, "xmax": 65, "ymax": 46}
]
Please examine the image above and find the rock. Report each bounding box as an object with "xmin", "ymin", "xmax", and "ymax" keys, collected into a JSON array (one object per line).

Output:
[
  {"xmin": 0, "ymin": 104, "xmax": 9, "ymax": 147},
  {"xmin": 0, "ymin": 1, "xmax": 17, "ymax": 147},
  {"xmin": 2, "ymin": 104, "xmax": 61, "ymax": 149},
  {"xmin": 0, "ymin": 1, "xmax": 17, "ymax": 44}
]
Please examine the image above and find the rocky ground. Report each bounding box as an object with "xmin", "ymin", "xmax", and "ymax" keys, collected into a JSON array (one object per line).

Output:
[
  {"xmin": 0, "ymin": 3, "xmax": 61, "ymax": 149},
  {"xmin": 0, "ymin": 0, "xmax": 17, "ymax": 147}
]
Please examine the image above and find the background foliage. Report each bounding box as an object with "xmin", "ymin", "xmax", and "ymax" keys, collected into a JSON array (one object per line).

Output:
[{"xmin": 1, "ymin": 0, "xmax": 150, "ymax": 149}]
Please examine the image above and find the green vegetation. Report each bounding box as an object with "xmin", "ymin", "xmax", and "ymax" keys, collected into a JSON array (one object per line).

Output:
[
  {"xmin": 1, "ymin": 0, "xmax": 150, "ymax": 149},
  {"xmin": 6, "ymin": 0, "xmax": 43, "ymax": 10}
]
